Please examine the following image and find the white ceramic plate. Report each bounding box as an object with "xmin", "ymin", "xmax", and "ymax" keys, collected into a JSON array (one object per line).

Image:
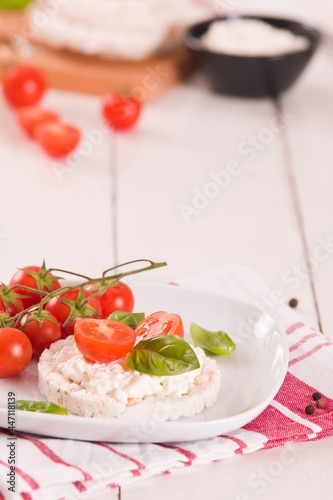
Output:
[{"xmin": 0, "ymin": 283, "xmax": 288, "ymax": 443}]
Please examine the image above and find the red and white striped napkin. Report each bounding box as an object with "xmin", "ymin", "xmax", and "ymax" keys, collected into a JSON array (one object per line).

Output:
[{"xmin": 1, "ymin": 265, "xmax": 333, "ymax": 500}]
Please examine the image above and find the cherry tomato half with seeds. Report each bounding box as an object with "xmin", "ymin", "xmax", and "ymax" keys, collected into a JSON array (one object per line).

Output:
[
  {"xmin": 102, "ymin": 93, "xmax": 141, "ymax": 131},
  {"xmin": 19, "ymin": 312, "xmax": 61, "ymax": 358},
  {"xmin": 45, "ymin": 288, "xmax": 102, "ymax": 338},
  {"xmin": 0, "ymin": 328, "xmax": 33, "ymax": 378},
  {"xmin": 9, "ymin": 265, "xmax": 61, "ymax": 309},
  {"xmin": 135, "ymin": 311, "xmax": 184, "ymax": 343},
  {"xmin": 16, "ymin": 106, "xmax": 59, "ymax": 138},
  {"xmin": 2, "ymin": 65, "xmax": 47, "ymax": 108},
  {"xmin": 74, "ymin": 318, "xmax": 136, "ymax": 363},
  {"xmin": 34, "ymin": 121, "xmax": 81, "ymax": 158},
  {"xmin": 86, "ymin": 281, "xmax": 134, "ymax": 318}
]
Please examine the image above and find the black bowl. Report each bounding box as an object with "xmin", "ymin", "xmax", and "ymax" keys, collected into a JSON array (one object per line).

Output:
[{"xmin": 185, "ymin": 16, "xmax": 321, "ymax": 98}]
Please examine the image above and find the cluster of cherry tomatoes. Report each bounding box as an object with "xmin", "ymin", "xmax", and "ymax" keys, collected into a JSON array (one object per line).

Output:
[
  {"xmin": 0, "ymin": 264, "xmax": 135, "ymax": 378},
  {"xmin": 0, "ymin": 263, "xmax": 184, "ymax": 378},
  {"xmin": 1, "ymin": 65, "xmax": 142, "ymax": 158}
]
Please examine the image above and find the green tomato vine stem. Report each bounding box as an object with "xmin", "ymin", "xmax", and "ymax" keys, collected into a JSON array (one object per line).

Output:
[{"xmin": 8, "ymin": 259, "xmax": 167, "ymax": 327}]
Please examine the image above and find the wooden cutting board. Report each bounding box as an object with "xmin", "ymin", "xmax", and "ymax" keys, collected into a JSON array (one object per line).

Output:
[{"xmin": 0, "ymin": 11, "xmax": 196, "ymax": 100}]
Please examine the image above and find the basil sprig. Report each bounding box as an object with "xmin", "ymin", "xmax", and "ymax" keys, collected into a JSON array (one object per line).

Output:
[
  {"xmin": 190, "ymin": 323, "xmax": 236, "ymax": 355},
  {"xmin": 108, "ymin": 311, "xmax": 145, "ymax": 329},
  {"xmin": 15, "ymin": 400, "xmax": 68, "ymax": 415},
  {"xmin": 127, "ymin": 334, "xmax": 200, "ymax": 376}
]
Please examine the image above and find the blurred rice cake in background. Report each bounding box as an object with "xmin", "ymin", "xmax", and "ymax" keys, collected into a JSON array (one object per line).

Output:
[{"xmin": 0, "ymin": 0, "xmax": 215, "ymax": 99}]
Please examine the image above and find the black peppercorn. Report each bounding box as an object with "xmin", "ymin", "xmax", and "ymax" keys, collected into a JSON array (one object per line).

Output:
[
  {"xmin": 305, "ymin": 404, "xmax": 315, "ymax": 415},
  {"xmin": 289, "ymin": 298, "xmax": 298, "ymax": 308},
  {"xmin": 312, "ymin": 392, "xmax": 321, "ymax": 401},
  {"xmin": 316, "ymin": 399, "xmax": 325, "ymax": 409}
]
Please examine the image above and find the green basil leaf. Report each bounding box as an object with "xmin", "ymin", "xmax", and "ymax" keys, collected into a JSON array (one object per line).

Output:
[
  {"xmin": 190, "ymin": 323, "xmax": 236, "ymax": 355},
  {"xmin": 0, "ymin": 0, "xmax": 32, "ymax": 9},
  {"xmin": 15, "ymin": 400, "xmax": 68, "ymax": 415},
  {"xmin": 127, "ymin": 334, "xmax": 200, "ymax": 376},
  {"xmin": 107, "ymin": 311, "xmax": 145, "ymax": 329}
]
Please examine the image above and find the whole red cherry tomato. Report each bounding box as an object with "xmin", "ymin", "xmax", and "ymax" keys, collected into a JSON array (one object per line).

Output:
[
  {"xmin": 16, "ymin": 106, "xmax": 59, "ymax": 138},
  {"xmin": 34, "ymin": 121, "xmax": 81, "ymax": 158},
  {"xmin": 45, "ymin": 287, "xmax": 102, "ymax": 338},
  {"xmin": 102, "ymin": 93, "xmax": 141, "ymax": 131},
  {"xmin": 86, "ymin": 281, "xmax": 134, "ymax": 318},
  {"xmin": 74, "ymin": 318, "xmax": 136, "ymax": 363},
  {"xmin": 135, "ymin": 311, "xmax": 184, "ymax": 342},
  {"xmin": 9, "ymin": 265, "xmax": 61, "ymax": 309},
  {"xmin": 0, "ymin": 328, "xmax": 33, "ymax": 378},
  {"xmin": 2, "ymin": 65, "xmax": 47, "ymax": 108},
  {"xmin": 19, "ymin": 312, "xmax": 62, "ymax": 358}
]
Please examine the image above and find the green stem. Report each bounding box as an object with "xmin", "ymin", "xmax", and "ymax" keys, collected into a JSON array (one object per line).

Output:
[
  {"xmin": 102, "ymin": 259, "xmax": 160, "ymax": 278},
  {"xmin": 47, "ymin": 268, "xmax": 92, "ymax": 281},
  {"xmin": 9, "ymin": 260, "xmax": 167, "ymax": 325},
  {"xmin": 8, "ymin": 285, "xmax": 48, "ymax": 296}
]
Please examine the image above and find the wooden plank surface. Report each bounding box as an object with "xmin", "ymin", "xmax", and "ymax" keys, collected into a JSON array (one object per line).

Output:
[
  {"xmin": 0, "ymin": 89, "xmax": 116, "ymax": 281},
  {"xmin": 284, "ymin": 48, "xmax": 333, "ymax": 339},
  {"xmin": 114, "ymin": 82, "xmax": 318, "ymax": 328}
]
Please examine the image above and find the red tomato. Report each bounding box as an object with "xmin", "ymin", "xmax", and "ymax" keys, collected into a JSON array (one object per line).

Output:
[
  {"xmin": 102, "ymin": 93, "xmax": 141, "ymax": 131},
  {"xmin": 86, "ymin": 281, "xmax": 134, "ymax": 318},
  {"xmin": 135, "ymin": 311, "xmax": 184, "ymax": 342},
  {"xmin": 2, "ymin": 65, "xmax": 47, "ymax": 108},
  {"xmin": 34, "ymin": 121, "xmax": 81, "ymax": 158},
  {"xmin": 45, "ymin": 288, "xmax": 102, "ymax": 338},
  {"xmin": 16, "ymin": 106, "xmax": 59, "ymax": 138},
  {"xmin": 74, "ymin": 318, "xmax": 136, "ymax": 363},
  {"xmin": 9, "ymin": 266, "xmax": 61, "ymax": 309},
  {"xmin": 0, "ymin": 328, "xmax": 33, "ymax": 377},
  {"xmin": 0, "ymin": 284, "xmax": 24, "ymax": 316},
  {"xmin": 19, "ymin": 312, "xmax": 61, "ymax": 358}
]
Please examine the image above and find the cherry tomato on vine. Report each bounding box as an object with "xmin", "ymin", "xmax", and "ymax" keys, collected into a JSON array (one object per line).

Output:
[
  {"xmin": 19, "ymin": 312, "xmax": 61, "ymax": 358},
  {"xmin": 0, "ymin": 284, "xmax": 24, "ymax": 316},
  {"xmin": 16, "ymin": 106, "xmax": 59, "ymax": 138},
  {"xmin": 0, "ymin": 328, "xmax": 33, "ymax": 378},
  {"xmin": 9, "ymin": 265, "xmax": 61, "ymax": 309},
  {"xmin": 102, "ymin": 93, "xmax": 141, "ymax": 131},
  {"xmin": 45, "ymin": 287, "xmax": 102, "ymax": 338},
  {"xmin": 34, "ymin": 121, "xmax": 81, "ymax": 158},
  {"xmin": 74, "ymin": 318, "xmax": 136, "ymax": 363},
  {"xmin": 2, "ymin": 65, "xmax": 47, "ymax": 108},
  {"xmin": 135, "ymin": 311, "xmax": 184, "ymax": 342},
  {"xmin": 86, "ymin": 281, "xmax": 134, "ymax": 318}
]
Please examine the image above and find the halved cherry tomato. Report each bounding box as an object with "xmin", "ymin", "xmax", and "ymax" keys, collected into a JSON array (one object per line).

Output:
[
  {"xmin": 45, "ymin": 288, "xmax": 102, "ymax": 338},
  {"xmin": 135, "ymin": 311, "xmax": 184, "ymax": 342},
  {"xmin": 0, "ymin": 328, "xmax": 33, "ymax": 378},
  {"xmin": 34, "ymin": 121, "xmax": 81, "ymax": 158},
  {"xmin": 74, "ymin": 318, "xmax": 136, "ymax": 363},
  {"xmin": 9, "ymin": 265, "xmax": 61, "ymax": 309},
  {"xmin": 102, "ymin": 93, "xmax": 141, "ymax": 131},
  {"xmin": 16, "ymin": 106, "xmax": 59, "ymax": 138},
  {"xmin": 2, "ymin": 65, "xmax": 47, "ymax": 108},
  {"xmin": 86, "ymin": 281, "xmax": 134, "ymax": 318},
  {"xmin": 19, "ymin": 312, "xmax": 61, "ymax": 358}
]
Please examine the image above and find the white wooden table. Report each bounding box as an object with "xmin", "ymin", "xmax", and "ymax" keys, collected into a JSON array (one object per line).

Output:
[{"xmin": 1, "ymin": 1, "xmax": 333, "ymax": 498}]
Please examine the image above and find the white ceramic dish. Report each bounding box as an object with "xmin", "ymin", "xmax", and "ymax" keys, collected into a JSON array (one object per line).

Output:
[{"xmin": 0, "ymin": 283, "xmax": 288, "ymax": 443}]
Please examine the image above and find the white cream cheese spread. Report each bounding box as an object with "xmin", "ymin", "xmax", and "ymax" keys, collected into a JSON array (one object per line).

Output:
[{"xmin": 38, "ymin": 335, "xmax": 221, "ymax": 420}]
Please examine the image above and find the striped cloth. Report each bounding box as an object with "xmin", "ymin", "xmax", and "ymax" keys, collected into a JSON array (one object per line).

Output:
[{"xmin": 1, "ymin": 265, "xmax": 333, "ymax": 500}]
